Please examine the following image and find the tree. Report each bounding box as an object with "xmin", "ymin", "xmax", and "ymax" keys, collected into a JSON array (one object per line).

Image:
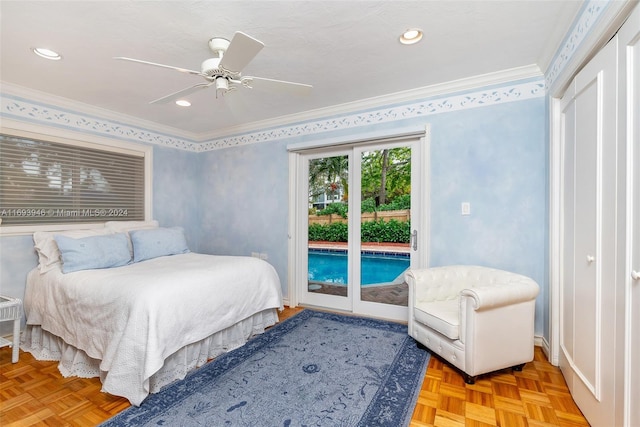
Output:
[
  {"xmin": 308, "ymin": 155, "xmax": 349, "ymax": 202},
  {"xmin": 361, "ymin": 147, "xmax": 410, "ymax": 207}
]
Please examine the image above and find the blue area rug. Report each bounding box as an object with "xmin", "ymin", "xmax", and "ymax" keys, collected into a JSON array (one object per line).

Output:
[{"xmin": 101, "ymin": 309, "xmax": 429, "ymax": 427}]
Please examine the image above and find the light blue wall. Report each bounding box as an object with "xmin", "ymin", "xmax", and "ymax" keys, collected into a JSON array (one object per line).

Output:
[
  {"xmin": 0, "ymin": 235, "xmax": 39, "ymax": 304},
  {"xmin": 428, "ymin": 99, "xmax": 547, "ymax": 335},
  {"xmin": 197, "ymin": 96, "xmax": 547, "ymax": 336},
  {"xmin": 152, "ymin": 146, "xmax": 202, "ymax": 250},
  {"xmin": 428, "ymin": 100, "xmax": 546, "ymax": 274},
  {"xmin": 198, "ymin": 140, "xmax": 290, "ymax": 288}
]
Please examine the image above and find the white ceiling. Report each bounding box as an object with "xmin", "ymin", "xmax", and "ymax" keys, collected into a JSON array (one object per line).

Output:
[{"xmin": 0, "ymin": 1, "xmax": 582, "ymax": 139}]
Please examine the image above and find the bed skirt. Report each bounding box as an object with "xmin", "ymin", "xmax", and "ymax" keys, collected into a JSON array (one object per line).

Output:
[{"xmin": 20, "ymin": 308, "xmax": 279, "ymax": 403}]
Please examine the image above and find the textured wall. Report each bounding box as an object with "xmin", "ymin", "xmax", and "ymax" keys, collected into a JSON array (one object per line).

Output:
[{"xmin": 197, "ymin": 96, "xmax": 547, "ymax": 335}]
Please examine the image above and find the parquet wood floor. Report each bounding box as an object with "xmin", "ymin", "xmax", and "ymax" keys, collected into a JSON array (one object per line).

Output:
[{"xmin": 0, "ymin": 307, "xmax": 589, "ymax": 426}]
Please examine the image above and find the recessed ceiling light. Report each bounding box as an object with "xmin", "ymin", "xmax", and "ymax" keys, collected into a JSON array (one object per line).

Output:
[
  {"xmin": 175, "ymin": 100, "xmax": 191, "ymax": 107},
  {"xmin": 32, "ymin": 47, "xmax": 62, "ymax": 60},
  {"xmin": 399, "ymin": 29, "xmax": 423, "ymax": 45}
]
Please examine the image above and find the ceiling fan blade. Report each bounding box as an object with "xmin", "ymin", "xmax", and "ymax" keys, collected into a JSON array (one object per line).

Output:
[
  {"xmin": 219, "ymin": 32, "xmax": 264, "ymax": 73},
  {"xmin": 149, "ymin": 82, "xmax": 214, "ymax": 104},
  {"xmin": 241, "ymin": 76, "xmax": 313, "ymax": 96},
  {"xmin": 114, "ymin": 57, "xmax": 204, "ymax": 76}
]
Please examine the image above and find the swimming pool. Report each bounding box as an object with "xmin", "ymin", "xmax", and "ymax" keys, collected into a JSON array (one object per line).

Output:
[{"xmin": 308, "ymin": 250, "xmax": 409, "ymax": 285}]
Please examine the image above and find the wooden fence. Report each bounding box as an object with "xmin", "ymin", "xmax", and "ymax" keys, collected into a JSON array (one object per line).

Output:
[{"xmin": 308, "ymin": 209, "xmax": 410, "ymax": 225}]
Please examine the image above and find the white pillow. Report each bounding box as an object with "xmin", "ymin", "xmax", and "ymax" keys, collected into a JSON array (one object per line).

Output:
[{"xmin": 33, "ymin": 227, "xmax": 112, "ymax": 273}]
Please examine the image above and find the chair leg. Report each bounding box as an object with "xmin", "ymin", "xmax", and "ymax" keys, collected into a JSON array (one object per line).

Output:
[
  {"xmin": 512, "ymin": 363, "xmax": 525, "ymax": 372},
  {"xmin": 415, "ymin": 340, "xmax": 427, "ymax": 351},
  {"xmin": 463, "ymin": 374, "xmax": 476, "ymax": 385}
]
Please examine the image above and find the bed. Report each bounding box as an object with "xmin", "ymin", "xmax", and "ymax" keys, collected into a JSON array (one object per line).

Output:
[{"xmin": 20, "ymin": 221, "xmax": 283, "ymax": 406}]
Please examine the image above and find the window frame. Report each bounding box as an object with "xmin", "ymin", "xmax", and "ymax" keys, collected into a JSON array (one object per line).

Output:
[{"xmin": 0, "ymin": 124, "xmax": 153, "ymax": 236}]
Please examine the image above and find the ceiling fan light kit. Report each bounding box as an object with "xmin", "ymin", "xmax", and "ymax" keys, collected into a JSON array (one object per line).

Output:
[{"xmin": 114, "ymin": 31, "xmax": 312, "ymax": 105}]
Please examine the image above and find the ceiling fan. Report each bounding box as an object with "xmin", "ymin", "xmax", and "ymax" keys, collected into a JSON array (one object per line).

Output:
[{"xmin": 114, "ymin": 32, "xmax": 312, "ymax": 104}]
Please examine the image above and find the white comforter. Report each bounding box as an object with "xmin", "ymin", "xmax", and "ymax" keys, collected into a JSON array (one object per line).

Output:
[{"xmin": 24, "ymin": 253, "xmax": 283, "ymax": 405}]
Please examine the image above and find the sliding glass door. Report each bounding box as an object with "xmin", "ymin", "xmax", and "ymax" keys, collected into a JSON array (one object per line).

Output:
[
  {"xmin": 353, "ymin": 145, "xmax": 412, "ymax": 318},
  {"xmin": 304, "ymin": 150, "xmax": 352, "ymax": 311},
  {"xmin": 293, "ymin": 133, "xmax": 426, "ymax": 321}
]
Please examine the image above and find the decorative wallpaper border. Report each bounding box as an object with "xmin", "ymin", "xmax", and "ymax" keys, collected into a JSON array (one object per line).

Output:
[
  {"xmin": 0, "ymin": 94, "xmax": 201, "ymax": 151},
  {"xmin": 0, "ymin": 0, "xmax": 608, "ymax": 153},
  {"xmin": 199, "ymin": 80, "xmax": 546, "ymax": 151},
  {"xmin": 2, "ymin": 80, "xmax": 545, "ymax": 153},
  {"xmin": 545, "ymin": 0, "xmax": 607, "ymax": 89}
]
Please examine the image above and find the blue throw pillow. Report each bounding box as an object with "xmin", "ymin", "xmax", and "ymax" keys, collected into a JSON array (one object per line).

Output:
[
  {"xmin": 54, "ymin": 233, "xmax": 132, "ymax": 273},
  {"xmin": 130, "ymin": 227, "xmax": 190, "ymax": 263}
]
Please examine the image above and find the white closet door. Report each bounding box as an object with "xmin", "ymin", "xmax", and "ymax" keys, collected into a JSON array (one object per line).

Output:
[
  {"xmin": 559, "ymin": 34, "xmax": 618, "ymax": 426},
  {"xmin": 620, "ymin": 5, "xmax": 640, "ymax": 426}
]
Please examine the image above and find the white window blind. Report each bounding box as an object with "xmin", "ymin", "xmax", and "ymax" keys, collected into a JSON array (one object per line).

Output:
[{"xmin": 0, "ymin": 133, "xmax": 145, "ymax": 226}]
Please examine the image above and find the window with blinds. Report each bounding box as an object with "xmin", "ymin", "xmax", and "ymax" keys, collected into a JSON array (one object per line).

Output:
[{"xmin": 0, "ymin": 133, "xmax": 146, "ymax": 226}]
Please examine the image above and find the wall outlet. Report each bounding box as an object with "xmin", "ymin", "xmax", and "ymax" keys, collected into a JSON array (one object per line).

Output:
[
  {"xmin": 259, "ymin": 253, "xmax": 268, "ymax": 260},
  {"xmin": 461, "ymin": 202, "xmax": 471, "ymax": 215},
  {"xmin": 251, "ymin": 252, "xmax": 260, "ymax": 258}
]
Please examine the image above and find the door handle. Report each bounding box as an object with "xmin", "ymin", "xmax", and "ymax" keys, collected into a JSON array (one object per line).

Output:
[
  {"xmin": 587, "ymin": 255, "xmax": 595, "ymax": 264},
  {"xmin": 411, "ymin": 230, "xmax": 418, "ymax": 251},
  {"xmin": 632, "ymin": 270, "xmax": 640, "ymax": 281}
]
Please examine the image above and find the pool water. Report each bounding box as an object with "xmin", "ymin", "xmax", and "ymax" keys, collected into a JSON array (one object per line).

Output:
[{"xmin": 308, "ymin": 250, "xmax": 409, "ymax": 285}]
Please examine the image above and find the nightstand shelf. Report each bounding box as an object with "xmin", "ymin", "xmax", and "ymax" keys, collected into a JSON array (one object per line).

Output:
[{"xmin": 0, "ymin": 296, "xmax": 22, "ymax": 363}]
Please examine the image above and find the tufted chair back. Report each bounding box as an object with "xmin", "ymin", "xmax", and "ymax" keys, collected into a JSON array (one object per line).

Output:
[{"xmin": 405, "ymin": 265, "xmax": 539, "ymax": 384}]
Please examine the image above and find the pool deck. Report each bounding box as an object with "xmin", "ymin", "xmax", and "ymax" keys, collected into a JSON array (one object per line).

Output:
[{"xmin": 308, "ymin": 241, "xmax": 410, "ymax": 306}]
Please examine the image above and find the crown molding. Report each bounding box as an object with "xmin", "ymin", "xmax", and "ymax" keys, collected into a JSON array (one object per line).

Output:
[
  {"xmin": 199, "ymin": 78, "xmax": 546, "ymax": 151},
  {"xmin": 1, "ymin": 65, "xmax": 543, "ymax": 153},
  {"xmin": 545, "ymin": 0, "xmax": 636, "ymax": 94},
  {"xmin": 198, "ymin": 64, "xmax": 542, "ymax": 142},
  {"xmin": 2, "ymin": 74, "xmax": 545, "ymax": 153},
  {"xmin": 0, "ymin": 82, "xmax": 200, "ymax": 142}
]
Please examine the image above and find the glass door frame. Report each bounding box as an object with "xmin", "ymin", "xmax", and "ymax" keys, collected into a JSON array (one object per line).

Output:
[
  {"xmin": 287, "ymin": 125, "xmax": 430, "ymax": 321},
  {"xmin": 297, "ymin": 147, "xmax": 354, "ymax": 312},
  {"xmin": 351, "ymin": 139, "xmax": 425, "ymax": 320}
]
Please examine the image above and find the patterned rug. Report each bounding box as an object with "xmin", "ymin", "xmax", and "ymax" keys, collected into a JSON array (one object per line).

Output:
[{"xmin": 100, "ymin": 309, "xmax": 429, "ymax": 427}]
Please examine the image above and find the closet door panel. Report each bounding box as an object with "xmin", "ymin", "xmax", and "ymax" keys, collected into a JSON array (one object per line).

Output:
[
  {"xmin": 572, "ymin": 78, "xmax": 599, "ymax": 388},
  {"xmin": 560, "ymin": 96, "xmax": 576, "ymax": 374},
  {"xmin": 560, "ymin": 34, "xmax": 618, "ymax": 426}
]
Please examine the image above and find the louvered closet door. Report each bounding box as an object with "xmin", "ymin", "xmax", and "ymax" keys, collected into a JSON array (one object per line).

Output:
[{"xmin": 559, "ymin": 34, "xmax": 618, "ymax": 426}]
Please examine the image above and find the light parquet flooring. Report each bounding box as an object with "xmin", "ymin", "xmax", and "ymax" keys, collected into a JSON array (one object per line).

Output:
[
  {"xmin": 0, "ymin": 307, "xmax": 589, "ymax": 426},
  {"xmin": 410, "ymin": 347, "xmax": 590, "ymax": 427}
]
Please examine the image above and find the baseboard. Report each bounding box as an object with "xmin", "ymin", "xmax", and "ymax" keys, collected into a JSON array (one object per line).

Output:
[
  {"xmin": 534, "ymin": 334, "xmax": 544, "ymax": 348},
  {"xmin": 534, "ymin": 335, "xmax": 554, "ymax": 364}
]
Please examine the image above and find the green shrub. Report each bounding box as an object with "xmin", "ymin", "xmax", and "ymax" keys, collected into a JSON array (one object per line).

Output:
[
  {"xmin": 308, "ymin": 219, "xmax": 410, "ymax": 243},
  {"xmin": 308, "ymin": 223, "xmax": 326, "ymax": 241},
  {"xmin": 361, "ymin": 219, "xmax": 410, "ymax": 243}
]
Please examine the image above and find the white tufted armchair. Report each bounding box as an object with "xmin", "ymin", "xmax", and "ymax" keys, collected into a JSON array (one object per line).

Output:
[{"xmin": 405, "ymin": 265, "xmax": 540, "ymax": 384}]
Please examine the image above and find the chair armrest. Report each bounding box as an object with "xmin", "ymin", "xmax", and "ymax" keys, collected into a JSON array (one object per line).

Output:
[{"xmin": 461, "ymin": 277, "xmax": 539, "ymax": 310}]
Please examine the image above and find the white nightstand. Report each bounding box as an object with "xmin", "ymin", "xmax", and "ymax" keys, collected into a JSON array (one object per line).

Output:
[{"xmin": 0, "ymin": 296, "xmax": 22, "ymax": 363}]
